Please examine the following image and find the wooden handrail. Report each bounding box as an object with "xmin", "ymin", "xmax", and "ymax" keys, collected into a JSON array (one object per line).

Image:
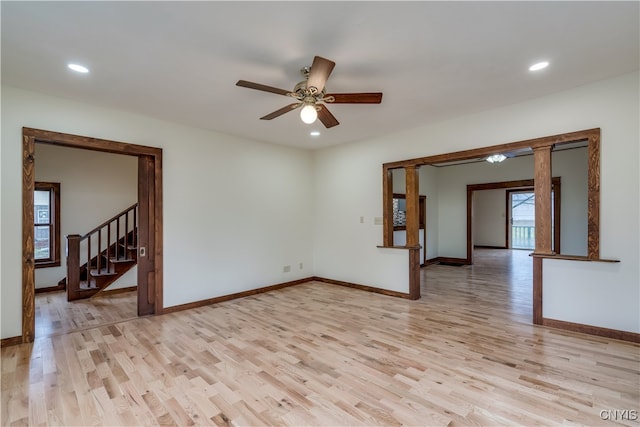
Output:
[
  {"xmin": 67, "ymin": 203, "xmax": 138, "ymax": 301},
  {"xmin": 81, "ymin": 203, "xmax": 138, "ymax": 240}
]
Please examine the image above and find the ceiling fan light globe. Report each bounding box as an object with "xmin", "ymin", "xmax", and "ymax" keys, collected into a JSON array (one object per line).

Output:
[{"xmin": 300, "ymin": 104, "xmax": 318, "ymax": 124}]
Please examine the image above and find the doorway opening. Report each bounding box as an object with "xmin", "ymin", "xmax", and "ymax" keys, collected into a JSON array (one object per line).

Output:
[{"xmin": 21, "ymin": 128, "xmax": 163, "ymax": 343}]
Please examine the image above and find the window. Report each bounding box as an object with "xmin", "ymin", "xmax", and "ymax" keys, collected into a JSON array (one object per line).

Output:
[{"xmin": 34, "ymin": 182, "xmax": 60, "ymax": 268}]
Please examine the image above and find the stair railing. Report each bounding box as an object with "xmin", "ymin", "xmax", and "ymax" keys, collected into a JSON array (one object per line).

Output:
[{"xmin": 66, "ymin": 204, "xmax": 137, "ymax": 295}]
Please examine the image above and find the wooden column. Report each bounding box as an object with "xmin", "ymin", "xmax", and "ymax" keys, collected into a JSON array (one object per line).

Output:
[
  {"xmin": 382, "ymin": 167, "xmax": 394, "ymax": 247},
  {"xmin": 533, "ymin": 145, "xmax": 554, "ymax": 255},
  {"xmin": 405, "ymin": 165, "xmax": 421, "ymax": 300},
  {"xmin": 66, "ymin": 234, "xmax": 81, "ymax": 301},
  {"xmin": 532, "ymin": 144, "xmax": 553, "ymax": 325},
  {"xmin": 532, "ymin": 256, "xmax": 543, "ymax": 325},
  {"xmin": 587, "ymin": 132, "xmax": 600, "ymax": 259}
]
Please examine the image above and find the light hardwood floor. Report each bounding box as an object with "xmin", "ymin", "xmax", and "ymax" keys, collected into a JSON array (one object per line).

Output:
[
  {"xmin": 34, "ymin": 290, "xmax": 138, "ymax": 339},
  {"xmin": 2, "ymin": 249, "xmax": 639, "ymax": 426}
]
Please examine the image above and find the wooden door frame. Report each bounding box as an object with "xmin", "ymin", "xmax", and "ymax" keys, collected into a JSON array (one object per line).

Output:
[
  {"xmin": 466, "ymin": 177, "xmax": 561, "ymax": 262},
  {"xmin": 21, "ymin": 128, "xmax": 163, "ymax": 343}
]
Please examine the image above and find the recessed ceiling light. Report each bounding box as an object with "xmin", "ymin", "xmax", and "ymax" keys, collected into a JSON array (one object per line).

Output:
[
  {"xmin": 68, "ymin": 63, "xmax": 89, "ymax": 73},
  {"xmin": 529, "ymin": 61, "xmax": 549, "ymax": 72},
  {"xmin": 310, "ymin": 131, "xmax": 320, "ymax": 137}
]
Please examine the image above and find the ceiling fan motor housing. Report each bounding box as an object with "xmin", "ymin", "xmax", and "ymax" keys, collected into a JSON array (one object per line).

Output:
[{"xmin": 235, "ymin": 55, "xmax": 382, "ymax": 128}]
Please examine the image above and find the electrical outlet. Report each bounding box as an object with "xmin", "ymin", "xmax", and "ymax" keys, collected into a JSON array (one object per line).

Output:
[
  {"xmin": 374, "ymin": 217, "xmax": 383, "ymax": 225},
  {"xmin": 283, "ymin": 265, "xmax": 291, "ymax": 273},
  {"xmin": 360, "ymin": 216, "xmax": 364, "ymax": 224},
  {"xmin": 299, "ymin": 262, "xmax": 303, "ymax": 270}
]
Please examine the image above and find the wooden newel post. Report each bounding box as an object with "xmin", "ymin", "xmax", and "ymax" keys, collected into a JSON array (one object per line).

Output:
[{"xmin": 66, "ymin": 234, "xmax": 81, "ymax": 298}]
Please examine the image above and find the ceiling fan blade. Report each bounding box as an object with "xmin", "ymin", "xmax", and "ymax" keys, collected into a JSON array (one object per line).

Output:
[
  {"xmin": 236, "ymin": 80, "xmax": 291, "ymax": 96},
  {"xmin": 306, "ymin": 56, "xmax": 335, "ymax": 94},
  {"xmin": 260, "ymin": 103, "xmax": 301, "ymax": 120},
  {"xmin": 317, "ymin": 105, "xmax": 339, "ymax": 128},
  {"xmin": 325, "ymin": 92, "xmax": 383, "ymax": 104}
]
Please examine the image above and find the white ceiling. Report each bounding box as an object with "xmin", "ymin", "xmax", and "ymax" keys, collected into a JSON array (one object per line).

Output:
[{"xmin": 2, "ymin": 1, "xmax": 638, "ymax": 150}]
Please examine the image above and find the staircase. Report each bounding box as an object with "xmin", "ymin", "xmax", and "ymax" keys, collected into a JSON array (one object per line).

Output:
[{"xmin": 66, "ymin": 204, "xmax": 138, "ymax": 301}]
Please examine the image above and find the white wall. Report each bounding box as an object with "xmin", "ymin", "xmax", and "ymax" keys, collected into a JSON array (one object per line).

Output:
[
  {"xmin": 2, "ymin": 86, "xmax": 314, "ymax": 339},
  {"xmin": 3, "ymin": 72, "xmax": 638, "ymax": 338},
  {"xmin": 314, "ymin": 72, "xmax": 639, "ymax": 333},
  {"xmin": 34, "ymin": 144, "xmax": 138, "ymax": 290},
  {"xmin": 474, "ymin": 189, "xmax": 506, "ymax": 247}
]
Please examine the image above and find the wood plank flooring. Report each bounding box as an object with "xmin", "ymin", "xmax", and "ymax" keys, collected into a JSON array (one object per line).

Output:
[
  {"xmin": 34, "ymin": 290, "xmax": 138, "ymax": 339},
  {"xmin": 3, "ymin": 249, "xmax": 639, "ymax": 426}
]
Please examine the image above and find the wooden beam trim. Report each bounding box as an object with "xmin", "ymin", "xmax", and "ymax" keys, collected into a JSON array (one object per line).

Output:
[
  {"xmin": 377, "ymin": 245, "xmax": 421, "ymax": 250},
  {"xmin": 23, "ymin": 127, "xmax": 161, "ymax": 157},
  {"xmin": 383, "ymin": 128, "xmax": 599, "ymax": 169}
]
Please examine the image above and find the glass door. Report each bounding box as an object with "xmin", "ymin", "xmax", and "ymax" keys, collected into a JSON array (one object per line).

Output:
[{"xmin": 510, "ymin": 191, "xmax": 535, "ymax": 250}]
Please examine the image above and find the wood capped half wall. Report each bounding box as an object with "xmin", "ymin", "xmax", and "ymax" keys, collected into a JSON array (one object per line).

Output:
[{"xmin": 379, "ymin": 129, "xmax": 627, "ymax": 341}]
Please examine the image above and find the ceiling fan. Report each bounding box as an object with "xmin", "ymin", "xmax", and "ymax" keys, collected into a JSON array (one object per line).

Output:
[{"xmin": 236, "ymin": 56, "xmax": 383, "ymax": 128}]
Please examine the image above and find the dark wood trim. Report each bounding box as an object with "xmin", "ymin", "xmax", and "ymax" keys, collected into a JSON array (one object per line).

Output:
[
  {"xmin": 533, "ymin": 146, "xmax": 553, "ymax": 254},
  {"xmin": 1, "ymin": 336, "xmax": 23, "ymax": 348},
  {"xmin": 542, "ymin": 318, "xmax": 640, "ymax": 344},
  {"xmin": 383, "ymin": 129, "xmax": 600, "ymax": 334},
  {"xmin": 376, "ymin": 245, "xmax": 421, "ymax": 250},
  {"xmin": 408, "ymin": 248, "xmax": 421, "ymax": 300},
  {"xmin": 404, "ymin": 166, "xmax": 421, "ymax": 300},
  {"xmin": 313, "ymin": 277, "xmax": 413, "ymax": 299},
  {"xmin": 383, "ymin": 128, "xmax": 600, "ymax": 169},
  {"xmin": 154, "ymin": 150, "xmax": 164, "ymax": 315},
  {"xmin": 26, "ymin": 127, "xmax": 162, "ymax": 156},
  {"xmin": 22, "ymin": 134, "xmax": 36, "ymax": 343},
  {"xmin": 531, "ymin": 253, "xmax": 619, "ymax": 263},
  {"xmin": 474, "ymin": 245, "xmax": 507, "ymax": 249},
  {"xmin": 553, "ymin": 179, "xmax": 561, "ymax": 254},
  {"xmin": 383, "ymin": 167, "xmax": 394, "ymax": 246},
  {"xmin": 587, "ymin": 132, "xmax": 600, "ymax": 259},
  {"xmin": 425, "ymin": 257, "xmax": 440, "ymax": 266},
  {"xmin": 34, "ymin": 181, "xmax": 61, "ymax": 268},
  {"xmin": 35, "ymin": 284, "xmax": 66, "ymax": 294},
  {"xmin": 137, "ymin": 156, "xmax": 155, "ymax": 316},
  {"xmin": 533, "ymin": 256, "xmax": 543, "ymax": 324},
  {"xmin": 21, "ymin": 127, "xmax": 163, "ymax": 343},
  {"xmin": 466, "ymin": 189, "xmax": 473, "ymax": 263},
  {"xmin": 162, "ymin": 278, "xmax": 313, "ymax": 314},
  {"xmin": 435, "ymin": 257, "xmax": 469, "ymax": 265}
]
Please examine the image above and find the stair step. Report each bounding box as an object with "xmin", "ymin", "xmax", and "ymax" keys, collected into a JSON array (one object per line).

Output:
[
  {"xmin": 78, "ymin": 281, "xmax": 100, "ymax": 291},
  {"xmin": 110, "ymin": 257, "xmax": 136, "ymax": 264},
  {"xmin": 90, "ymin": 269, "xmax": 118, "ymax": 277}
]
